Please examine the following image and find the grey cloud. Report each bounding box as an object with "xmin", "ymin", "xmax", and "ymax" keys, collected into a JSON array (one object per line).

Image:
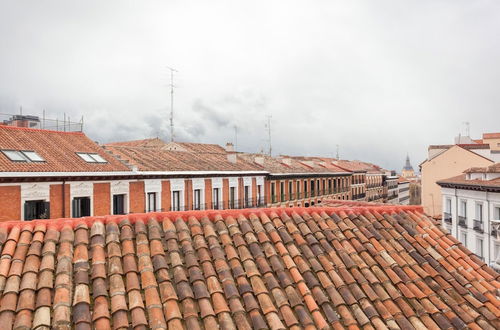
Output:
[{"xmin": 0, "ymin": 0, "xmax": 499, "ymax": 171}]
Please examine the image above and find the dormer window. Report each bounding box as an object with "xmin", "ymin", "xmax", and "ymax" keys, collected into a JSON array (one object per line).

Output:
[
  {"xmin": 76, "ymin": 152, "xmax": 108, "ymax": 163},
  {"xmin": 1, "ymin": 150, "xmax": 45, "ymax": 162}
]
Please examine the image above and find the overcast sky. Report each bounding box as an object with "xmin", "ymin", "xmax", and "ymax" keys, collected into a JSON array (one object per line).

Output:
[{"xmin": 1, "ymin": 1, "xmax": 499, "ymax": 171}]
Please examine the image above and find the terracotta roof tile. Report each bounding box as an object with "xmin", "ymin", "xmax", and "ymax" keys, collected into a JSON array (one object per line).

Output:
[{"xmin": 0, "ymin": 204, "xmax": 499, "ymax": 329}]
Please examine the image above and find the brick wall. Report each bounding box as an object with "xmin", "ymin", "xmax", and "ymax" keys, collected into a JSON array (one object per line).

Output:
[
  {"xmin": 222, "ymin": 179, "xmax": 229, "ymax": 209},
  {"xmin": 93, "ymin": 183, "xmax": 110, "ymax": 216},
  {"xmin": 50, "ymin": 184, "xmax": 70, "ymax": 218},
  {"xmin": 161, "ymin": 180, "xmax": 171, "ymax": 212},
  {"xmin": 204, "ymin": 179, "xmax": 212, "ymax": 209},
  {"xmin": 129, "ymin": 181, "xmax": 145, "ymax": 213},
  {"xmin": 184, "ymin": 179, "xmax": 192, "ymax": 211},
  {"xmin": 0, "ymin": 186, "xmax": 21, "ymax": 221}
]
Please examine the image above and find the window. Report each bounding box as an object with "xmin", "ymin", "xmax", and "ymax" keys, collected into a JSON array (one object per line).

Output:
[
  {"xmin": 72, "ymin": 197, "xmax": 91, "ymax": 218},
  {"xmin": 296, "ymin": 181, "xmax": 300, "ymax": 198},
  {"xmin": 288, "ymin": 181, "xmax": 293, "ymax": 200},
  {"xmin": 494, "ymin": 206, "xmax": 500, "ymax": 220},
  {"xmin": 1, "ymin": 150, "xmax": 45, "ymax": 162},
  {"xmin": 76, "ymin": 152, "xmax": 108, "ymax": 163},
  {"xmin": 494, "ymin": 244, "xmax": 500, "ymax": 262},
  {"xmin": 147, "ymin": 192, "xmax": 157, "ymax": 212},
  {"xmin": 24, "ymin": 200, "xmax": 49, "ymax": 220},
  {"xmin": 22, "ymin": 151, "xmax": 45, "ymax": 162},
  {"xmin": 310, "ymin": 180, "xmax": 315, "ymax": 196},
  {"xmin": 322, "ymin": 180, "xmax": 325, "ymax": 195},
  {"xmin": 244, "ymin": 186, "xmax": 250, "ymax": 207},
  {"xmin": 328, "ymin": 180, "xmax": 332, "ymax": 194},
  {"xmin": 257, "ymin": 185, "xmax": 262, "ymax": 206},
  {"xmin": 460, "ymin": 231, "xmax": 467, "ymax": 247},
  {"xmin": 213, "ymin": 188, "xmax": 220, "ymax": 209},
  {"xmin": 113, "ymin": 194, "xmax": 126, "ymax": 215},
  {"xmin": 172, "ymin": 191, "xmax": 181, "ymax": 211},
  {"xmin": 475, "ymin": 203, "xmax": 483, "ymax": 221},
  {"xmin": 194, "ymin": 189, "xmax": 201, "ymax": 210},
  {"xmin": 476, "ymin": 238, "xmax": 484, "ymax": 260},
  {"xmin": 303, "ymin": 181, "xmax": 308, "ymax": 197},
  {"xmin": 445, "ymin": 198, "xmax": 451, "ymax": 213},
  {"xmin": 280, "ymin": 182, "xmax": 285, "ymax": 202},
  {"xmin": 460, "ymin": 200, "xmax": 467, "ymax": 217},
  {"xmin": 271, "ymin": 183, "xmax": 276, "ymax": 203},
  {"xmin": 230, "ymin": 187, "xmax": 236, "ymax": 209}
]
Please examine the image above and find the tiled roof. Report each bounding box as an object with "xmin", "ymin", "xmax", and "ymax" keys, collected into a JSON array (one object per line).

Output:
[
  {"xmin": 238, "ymin": 153, "xmax": 332, "ymax": 174},
  {"xmin": 0, "ymin": 205, "xmax": 498, "ymax": 329},
  {"xmin": 465, "ymin": 163, "xmax": 500, "ymax": 173},
  {"xmin": 165, "ymin": 142, "xmax": 227, "ymax": 154},
  {"xmin": 106, "ymin": 138, "xmax": 166, "ymax": 149},
  {"xmin": 103, "ymin": 145, "xmax": 262, "ymax": 172},
  {"xmin": 0, "ymin": 126, "xmax": 130, "ymax": 172},
  {"xmin": 437, "ymin": 174, "xmax": 500, "ymax": 189},
  {"xmin": 483, "ymin": 133, "xmax": 500, "ymax": 139}
]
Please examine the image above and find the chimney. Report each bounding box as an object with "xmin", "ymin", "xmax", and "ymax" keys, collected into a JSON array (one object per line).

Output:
[
  {"xmin": 225, "ymin": 143, "xmax": 234, "ymax": 152},
  {"xmin": 227, "ymin": 153, "xmax": 237, "ymax": 164},
  {"xmin": 254, "ymin": 156, "xmax": 264, "ymax": 165}
]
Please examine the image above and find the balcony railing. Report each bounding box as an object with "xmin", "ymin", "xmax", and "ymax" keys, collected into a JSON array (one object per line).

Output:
[
  {"xmin": 458, "ymin": 216, "xmax": 467, "ymax": 227},
  {"xmin": 473, "ymin": 219, "xmax": 483, "ymax": 233},
  {"xmin": 443, "ymin": 212, "xmax": 452, "ymax": 224}
]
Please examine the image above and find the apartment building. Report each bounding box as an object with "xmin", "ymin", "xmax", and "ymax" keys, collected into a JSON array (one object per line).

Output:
[
  {"xmin": 103, "ymin": 140, "xmax": 267, "ymax": 211},
  {"xmin": 420, "ymin": 133, "xmax": 500, "ymax": 217},
  {"xmin": 398, "ymin": 177, "xmax": 410, "ymax": 205},
  {"xmin": 236, "ymin": 154, "xmax": 352, "ymax": 207},
  {"xmin": 437, "ymin": 163, "xmax": 500, "ymax": 270},
  {"xmin": 0, "ymin": 125, "xmax": 399, "ymax": 221}
]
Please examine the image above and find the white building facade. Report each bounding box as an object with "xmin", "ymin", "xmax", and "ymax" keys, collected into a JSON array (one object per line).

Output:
[{"xmin": 438, "ymin": 165, "xmax": 500, "ymax": 271}]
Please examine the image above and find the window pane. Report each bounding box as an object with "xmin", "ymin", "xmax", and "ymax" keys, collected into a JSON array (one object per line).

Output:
[
  {"xmin": 77, "ymin": 153, "xmax": 97, "ymax": 162},
  {"xmin": 89, "ymin": 154, "xmax": 108, "ymax": 163},
  {"xmin": 2, "ymin": 150, "xmax": 27, "ymax": 162},
  {"xmin": 22, "ymin": 151, "xmax": 45, "ymax": 162}
]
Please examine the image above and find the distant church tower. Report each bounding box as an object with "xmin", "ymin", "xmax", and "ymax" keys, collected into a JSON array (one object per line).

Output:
[{"xmin": 401, "ymin": 154, "xmax": 415, "ymax": 178}]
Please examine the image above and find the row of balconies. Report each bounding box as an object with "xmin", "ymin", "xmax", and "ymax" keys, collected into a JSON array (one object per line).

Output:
[
  {"xmin": 445, "ymin": 213, "xmax": 498, "ymax": 236},
  {"xmin": 353, "ymin": 193, "xmax": 366, "ymax": 200},
  {"xmin": 271, "ymin": 188, "xmax": 349, "ymax": 203}
]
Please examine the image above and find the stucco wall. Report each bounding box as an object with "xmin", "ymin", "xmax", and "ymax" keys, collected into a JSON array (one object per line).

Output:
[{"xmin": 422, "ymin": 145, "xmax": 493, "ymax": 216}]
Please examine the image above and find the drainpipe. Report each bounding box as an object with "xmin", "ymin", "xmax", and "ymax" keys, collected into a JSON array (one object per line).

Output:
[
  {"xmin": 487, "ymin": 191, "xmax": 490, "ymax": 265},
  {"xmin": 454, "ymin": 187, "xmax": 458, "ymax": 238}
]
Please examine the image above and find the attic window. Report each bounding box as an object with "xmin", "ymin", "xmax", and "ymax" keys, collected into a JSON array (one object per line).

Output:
[
  {"xmin": 1, "ymin": 150, "xmax": 45, "ymax": 162},
  {"xmin": 76, "ymin": 152, "xmax": 108, "ymax": 163}
]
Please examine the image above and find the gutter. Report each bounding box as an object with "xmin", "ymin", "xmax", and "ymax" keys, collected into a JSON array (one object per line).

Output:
[{"xmin": 0, "ymin": 170, "xmax": 269, "ymax": 178}]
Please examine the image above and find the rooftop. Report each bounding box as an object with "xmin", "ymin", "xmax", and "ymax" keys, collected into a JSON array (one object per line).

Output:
[
  {"xmin": 0, "ymin": 204, "xmax": 498, "ymax": 329},
  {"xmin": 0, "ymin": 125, "xmax": 130, "ymax": 173}
]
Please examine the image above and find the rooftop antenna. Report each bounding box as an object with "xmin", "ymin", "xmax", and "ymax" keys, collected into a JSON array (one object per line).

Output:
[
  {"xmin": 266, "ymin": 115, "xmax": 272, "ymax": 156},
  {"xmin": 167, "ymin": 66, "xmax": 178, "ymax": 142},
  {"xmin": 463, "ymin": 121, "xmax": 470, "ymax": 137},
  {"xmin": 336, "ymin": 144, "xmax": 340, "ymax": 159}
]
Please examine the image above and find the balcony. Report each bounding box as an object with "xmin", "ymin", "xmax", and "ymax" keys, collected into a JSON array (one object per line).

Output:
[
  {"xmin": 473, "ymin": 220, "xmax": 483, "ymax": 233},
  {"xmin": 443, "ymin": 212, "xmax": 452, "ymax": 224},
  {"xmin": 458, "ymin": 216, "xmax": 467, "ymax": 227}
]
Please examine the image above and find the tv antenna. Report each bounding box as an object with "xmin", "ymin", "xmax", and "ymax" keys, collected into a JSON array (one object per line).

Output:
[
  {"xmin": 266, "ymin": 115, "xmax": 272, "ymax": 156},
  {"xmin": 167, "ymin": 66, "xmax": 178, "ymax": 142},
  {"xmin": 463, "ymin": 121, "xmax": 470, "ymax": 137},
  {"xmin": 336, "ymin": 144, "xmax": 340, "ymax": 159}
]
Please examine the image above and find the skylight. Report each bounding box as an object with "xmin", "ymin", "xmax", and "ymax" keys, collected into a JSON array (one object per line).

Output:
[
  {"xmin": 77, "ymin": 152, "xmax": 108, "ymax": 163},
  {"xmin": 22, "ymin": 151, "xmax": 45, "ymax": 162},
  {"xmin": 1, "ymin": 150, "xmax": 45, "ymax": 162}
]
